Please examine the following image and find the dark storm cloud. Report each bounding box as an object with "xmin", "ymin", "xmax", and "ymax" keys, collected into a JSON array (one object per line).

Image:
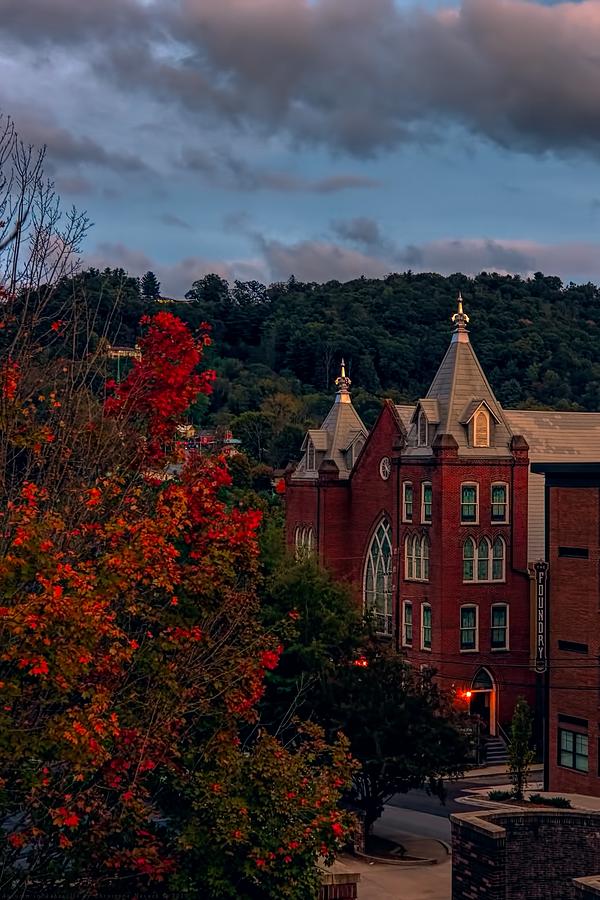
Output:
[
  {"xmin": 5, "ymin": 1, "xmax": 600, "ymax": 158},
  {"xmin": 148, "ymin": 0, "xmax": 600, "ymax": 157}
]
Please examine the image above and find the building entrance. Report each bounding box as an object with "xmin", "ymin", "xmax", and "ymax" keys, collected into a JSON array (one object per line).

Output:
[{"xmin": 469, "ymin": 668, "xmax": 496, "ymax": 736}]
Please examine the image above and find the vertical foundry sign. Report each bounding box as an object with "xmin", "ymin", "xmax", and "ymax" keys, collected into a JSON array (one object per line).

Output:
[{"xmin": 534, "ymin": 560, "xmax": 549, "ymax": 673}]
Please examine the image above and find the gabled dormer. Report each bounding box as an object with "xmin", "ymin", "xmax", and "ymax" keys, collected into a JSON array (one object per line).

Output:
[
  {"xmin": 292, "ymin": 360, "xmax": 368, "ymax": 480},
  {"xmin": 458, "ymin": 399, "xmax": 503, "ymax": 448},
  {"xmin": 409, "ymin": 399, "xmax": 441, "ymax": 448}
]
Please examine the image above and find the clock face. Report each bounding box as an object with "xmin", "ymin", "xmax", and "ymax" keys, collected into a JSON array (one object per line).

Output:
[{"xmin": 379, "ymin": 456, "xmax": 391, "ymax": 481}]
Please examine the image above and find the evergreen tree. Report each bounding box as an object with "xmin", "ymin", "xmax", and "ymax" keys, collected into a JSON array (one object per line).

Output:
[
  {"xmin": 508, "ymin": 696, "xmax": 535, "ymax": 801},
  {"xmin": 140, "ymin": 270, "xmax": 161, "ymax": 300}
]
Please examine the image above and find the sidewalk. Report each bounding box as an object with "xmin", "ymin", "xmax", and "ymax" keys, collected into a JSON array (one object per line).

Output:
[{"xmin": 461, "ymin": 762, "xmax": 543, "ymax": 779}]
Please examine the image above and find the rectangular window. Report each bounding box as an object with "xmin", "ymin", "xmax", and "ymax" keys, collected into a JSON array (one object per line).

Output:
[
  {"xmin": 558, "ymin": 547, "xmax": 589, "ymax": 559},
  {"xmin": 421, "ymin": 604, "xmax": 432, "ymax": 650},
  {"xmin": 403, "ymin": 483, "xmax": 413, "ymax": 522},
  {"xmin": 491, "ymin": 483, "xmax": 508, "ymax": 523},
  {"xmin": 403, "ymin": 601, "xmax": 413, "ymax": 647},
  {"xmin": 422, "ymin": 482, "xmax": 432, "ymax": 523},
  {"xmin": 461, "ymin": 484, "xmax": 478, "ymax": 523},
  {"xmin": 558, "ymin": 640, "xmax": 588, "ymax": 654},
  {"xmin": 491, "ymin": 605, "xmax": 508, "ymax": 650},
  {"xmin": 460, "ymin": 606, "xmax": 477, "ymax": 650},
  {"xmin": 559, "ymin": 728, "xmax": 588, "ymax": 772}
]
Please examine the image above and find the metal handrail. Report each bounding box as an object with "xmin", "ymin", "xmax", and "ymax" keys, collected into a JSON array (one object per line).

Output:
[{"xmin": 497, "ymin": 722, "xmax": 511, "ymax": 747}]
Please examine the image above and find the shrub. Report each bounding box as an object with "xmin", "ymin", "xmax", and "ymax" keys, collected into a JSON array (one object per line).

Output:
[
  {"xmin": 529, "ymin": 794, "xmax": 572, "ymax": 808},
  {"xmin": 488, "ymin": 790, "xmax": 512, "ymax": 801}
]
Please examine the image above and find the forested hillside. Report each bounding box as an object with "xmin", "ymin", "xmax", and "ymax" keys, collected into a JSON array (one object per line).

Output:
[{"xmin": 36, "ymin": 267, "xmax": 600, "ymax": 466}]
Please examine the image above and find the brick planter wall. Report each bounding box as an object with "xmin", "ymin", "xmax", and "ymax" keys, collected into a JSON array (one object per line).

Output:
[
  {"xmin": 452, "ymin": 810, "xmax": 600, "ymax": 900},
  {"xmin": 319, "ymin": 871, "xmax": 360, "ymax": 899}
]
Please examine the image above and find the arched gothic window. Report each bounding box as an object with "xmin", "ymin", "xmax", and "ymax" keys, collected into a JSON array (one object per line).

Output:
[
  {"xmin": 364, "ymin": 519, "xmax": 393, "ymax": 635},
  {"xmin": 405, "ymin": 534, "xmax": 430, "ymax": 582},
  {"xmin": 306, "ymin": 441, "xmax": 316, "ymax": 471},
  {"xmin": 294, "ymin": 525, "xmax": 315, "ymax": 559},
  {"xmin": 463, "ymin": 536, "xmax": 505, "ymax": 582}
]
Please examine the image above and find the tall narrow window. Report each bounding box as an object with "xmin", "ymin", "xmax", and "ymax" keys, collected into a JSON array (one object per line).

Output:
[
  {"xmin": 491, "ymin": 483, "xmax": 508, "ymax": 523},
  {"xmin": 477, "ymin": 538, "xmax": 490, "ymax": 581},
  {"xmin": 422, "ymin": 537, "xmax": 430, "ymax": 581},
  {"xmin": 473, "ymin": 410, "xmax": 490, "ymax": 447},
  {"xmin": 414, "ymin": 536, "xmax": 422, "ymax": 580},
  {"xmin": 460, "ymin": 606, "xmax": 478, "ymax": 651},
  {"xmin": 405, "ymin": 535, "xmax": 414, "ymax": 580},
  {"xmin": 402, "ymin": 601, "xmax": 413, "ymax": 647},
  {"xmin": 306, "ymin": 441, "xmax": 316, "ymax": 471},
  {"xmin": 364, "ymin": 520, "xmax": 393, "ymax": 636},
  {"xmin": 463, "ymin": 538, "xmax": 475, "ymax": 581},
  {"xmin": 403, "ymin": 482, "xmax": 413, "ymax": 522},
  {"xmin": 492, "ymin": 538, "xmax": 505, "ymax": 581},
  {"xmin": 295, "ymin": 525, "xmax": 315, "ymax": 559},
  {"xmin": 418, "ymin": 412, "xmax": 428, "ymax": 447},
  {"xmin": 422, "ymin": 482, "xmax": 432, "ymax": 523},
  {"xmin": 461, "ymin": 484, "xmax": 478, "ymax": 523},
  {"xmin": 421, "ymin": 604, "xmax": 432, "ymax": 650},
  {"xmin": 491, "ymin": 604, "xmax": 508, "ymax": 649}
]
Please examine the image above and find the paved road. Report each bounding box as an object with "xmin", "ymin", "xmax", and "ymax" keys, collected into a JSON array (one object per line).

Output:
[{"xmin": 388, "ymin": 773, "xmax": 513, "ymax": 817}]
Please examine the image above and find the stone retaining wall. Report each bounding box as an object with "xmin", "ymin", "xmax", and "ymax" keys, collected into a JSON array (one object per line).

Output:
[{"xmin": 451, "ymin": 809, "xmax": 600, "ymax": 900}]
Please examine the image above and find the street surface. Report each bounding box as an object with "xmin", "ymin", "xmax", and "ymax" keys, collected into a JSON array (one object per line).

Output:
[{"xmin": 353, "ymin": 771, "xmax": 515, "ymax": 900}]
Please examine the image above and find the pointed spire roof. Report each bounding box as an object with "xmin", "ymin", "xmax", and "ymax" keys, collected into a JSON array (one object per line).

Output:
[
  {"xmin": 406, "ymin": 295, "xmax": 514, "ymax": 456},
  {"xmin": 292, "ymin": 359, "xmax": 367, "ymax": 479}
]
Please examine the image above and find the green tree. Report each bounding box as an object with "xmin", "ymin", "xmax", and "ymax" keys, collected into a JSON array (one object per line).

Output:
[
  {"xmin": 261, "ymin": 558, "xmax": 364, "ymax": 727},
  {"xmin": 140, "ymin": 269, "xmax": 161, "ymax": 300},
  {"xmin": 508, "ymin": 696, "xmax": 535, "ymax": 801},
  {"xmin": 322, "ymin": 645, "xmax": 470, "ymax": 835}
]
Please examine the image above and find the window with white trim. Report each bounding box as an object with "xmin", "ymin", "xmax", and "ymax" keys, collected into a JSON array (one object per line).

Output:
[
  {"xmin": 405, "ymin": 535, "xmax": 430, "ymax": 582},
  {"xmin": 559, "ymin": 729, "xmax": 588, "ymax": 773},
  {"xmin": 461, "ymin": 483, "xmax": 478, "ymax": 523},
  {"xmin": 306, "ymin": 441, "xmax": 316, "ymax": 471},
  {"xmin": 418, "ymin": 411, "xmax": 428, "ymax": 447},
  {"xmin": 463, "ymin": 536, "xmax": 505, "ymax": 582},
  {"xmin": 402, "ymin": 601, "xmax": 413, "ymax": 647},
  {"xmin": 491, "ymin": 483, "xmax": 509, "ymax": 523},
  {"xmin": 491, "ymin": 604, "xmax": 508, "ymax": 650},
  {"xmin": 460, "ymin": 605, "xmax": 478, "ymax": 651},
  {"xmin": 403, "ymin": 482, "xmax": 413, "ymax": 522},
  {"xmin": 364, "ymin": 519, "xmax": 393, "ymax": 636},
  {"xmin": 421, "ymin": 603, "xmax": 432, "ymax": 650},
  {"xmin": 421, "ymin": 482, "xmax": 432, "ymax": 523},
  {"xmin": 473, "ymin": 409, "xmax": 490, "ymax": 447}
]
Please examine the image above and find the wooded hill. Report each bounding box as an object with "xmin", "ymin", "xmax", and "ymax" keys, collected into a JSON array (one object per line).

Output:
[{"xmin": 41, "ymin": 268, "xmax": 600, "ymax": 466}]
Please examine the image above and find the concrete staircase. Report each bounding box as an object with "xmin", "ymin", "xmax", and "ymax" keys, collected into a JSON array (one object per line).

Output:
[{"xmin": 485, "ymin": 735, "xmax": 509, "ymax": 766}]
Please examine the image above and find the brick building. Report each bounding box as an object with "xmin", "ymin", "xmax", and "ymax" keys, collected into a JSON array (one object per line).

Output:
[
  {"xmin": 285, "ymin": 298, "xmax": 600, "ymax": 738},
  {"xmin": 530, "ymin": 463, "xmax": 600, "ymax": 794}
]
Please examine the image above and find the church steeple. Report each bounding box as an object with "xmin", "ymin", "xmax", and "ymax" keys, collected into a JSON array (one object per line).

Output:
[
  {"xmin": 292, "ymin": 357, "xmax": 367, "ymax": 480},
  {"xmin": 335, "ymin": 358, "xmax": 352, "ymax": 403},
  {"xmin": 405, "ymin": 296, "xmax": 514, "ymax": 457},
  {"xmin": 451, "ymin": 291, "xmax": 470, "ymax": 343}
]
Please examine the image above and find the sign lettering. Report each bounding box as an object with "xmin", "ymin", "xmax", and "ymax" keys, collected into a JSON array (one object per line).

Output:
[{"xmin": 534, "ymin": 560, "xmax": 548, "ymax": 673}]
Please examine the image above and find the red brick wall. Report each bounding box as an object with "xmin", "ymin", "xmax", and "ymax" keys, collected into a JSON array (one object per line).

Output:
[
  {"xmin": 548, "ymin": 485, "xmax": 600, "ymax": 795},
  {"xmin": 285, "ymin": 404, "xmax": 536, "ymax": 728}
]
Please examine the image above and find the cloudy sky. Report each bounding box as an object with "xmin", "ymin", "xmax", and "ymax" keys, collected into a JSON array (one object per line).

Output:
[{"xmin": 3, "ymin": 0, "xmax": 600, "ymax": 294}]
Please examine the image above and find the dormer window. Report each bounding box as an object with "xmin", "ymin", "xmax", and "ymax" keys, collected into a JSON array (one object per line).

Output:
[
  {"xmin": 417, "ymin": 411, "xmax": 428, "ymax": 447},
  {"xmin": 306, "ymin": 441, "xmax": 316, "ymax": 471},
  {"xmin": 473, "ymin": 409, "xmax": 490, "ymax": 447}
]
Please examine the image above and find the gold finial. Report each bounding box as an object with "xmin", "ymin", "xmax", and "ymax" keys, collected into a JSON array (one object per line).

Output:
[
  {"xmin": 451, "ymin": 292, "xmax": 470, "ymax": 342},
  {"xmin": 335, "ymin": 358, "xmax": 352, "ymax": 402}
]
